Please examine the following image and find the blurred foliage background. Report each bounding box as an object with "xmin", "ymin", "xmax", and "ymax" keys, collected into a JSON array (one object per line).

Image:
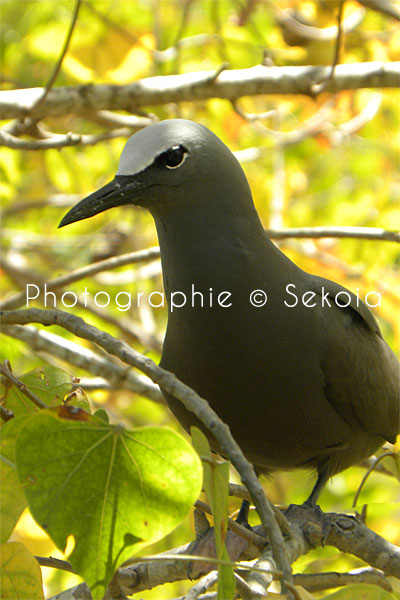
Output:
[{"xmin": 1, "ymin": 0, "xmax": 399, "ymax": 598}]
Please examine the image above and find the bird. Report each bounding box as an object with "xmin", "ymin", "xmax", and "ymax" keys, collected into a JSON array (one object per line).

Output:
[{"xmin": 59, "ymin": 119, "xmax": 400, "ymax": 506}]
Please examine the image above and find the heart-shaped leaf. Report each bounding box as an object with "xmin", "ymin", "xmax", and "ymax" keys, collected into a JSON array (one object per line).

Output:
[{"xmin": 15, "ymin": 409, "xmax": 202, "ymax": 596}]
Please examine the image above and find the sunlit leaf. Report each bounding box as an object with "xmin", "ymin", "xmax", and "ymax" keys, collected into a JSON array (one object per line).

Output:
[
  {"xmin": 105, "ymin": 34, "xmax": 155, "ymax": 82},
  {"xmin": 4, "ymin": 366, "xmax": 72, "ymax": 417},
  {"xmin": 15, "ymin": 410, "xmax": 202, "ymax": 596},
  {"xmin": 0, "ymin": 542, "xmax": 44, "ymax": 600}
]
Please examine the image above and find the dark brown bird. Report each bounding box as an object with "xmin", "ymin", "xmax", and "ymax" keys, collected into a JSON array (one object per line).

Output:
[{"xmin": 59, "ymin": 119, "xmax": 400, "ymax": 505}]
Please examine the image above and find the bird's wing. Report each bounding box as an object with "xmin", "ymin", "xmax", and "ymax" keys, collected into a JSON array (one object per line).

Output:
[
  {"xmin": 308, "ymin": 274, "xmax": 382, "ymax": 335},
  {"xmin": 307, "ymin": 274, "xmax": 399, "ymax": 444}
]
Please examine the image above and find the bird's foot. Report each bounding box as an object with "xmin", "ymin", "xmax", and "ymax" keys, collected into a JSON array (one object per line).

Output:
[
  {"xmin": 284, "ymin": 502, "xmax": 330, "ymax": 547},
  {"xmin": 235, "ymin": 499, "xmax": 253, "ymax": 530}
]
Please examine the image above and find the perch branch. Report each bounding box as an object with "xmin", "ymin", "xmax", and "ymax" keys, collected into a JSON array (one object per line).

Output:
[
  {"xmin": 0, "ymin": 307, "xmax": 293, "ymax": 591},
  {"xmin": 116, "ymin": 509, "xmax": 399, "ymax": 595}
]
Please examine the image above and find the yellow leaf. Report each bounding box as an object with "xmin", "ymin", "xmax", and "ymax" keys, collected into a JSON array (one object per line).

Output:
[
  {"xmin": 27, "ymin": 23, "xmax": 66, "ymax": 60},
  {"xmin": 106, "ymin": 34, "xmax": 155, "ymax": 83},
  {"xmin": 389, "ymin": 30, "xmax": 400, "ymax": 60},
  {"xmin": 0, "ymin": 459, "xmax": 26, "ymax": 542},
  {"xmin": 0, "ymin": 542, "xmax": 44, "ymax": 600},
  {"xmin": 63, "ymin": 55, "xmax": 95, "ymax": 82},
  {"xmin": 288, "ymin": 584, "xmax": 317, "ymax": 599}
]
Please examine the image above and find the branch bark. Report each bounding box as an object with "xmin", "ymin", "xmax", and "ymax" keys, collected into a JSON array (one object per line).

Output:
[
  {"xmin": 1, "ymin": 227, "xmax": 397, "ymax": 311},
  {"xmin": 115, "ymin": 510, "xmax": 399, "ymax": 596},
  {"xmin": 0, "ymin": 307, "xmax": 293, "ymax": 591},
  {"xmin": 2, "ymin": 324, "xmax": 163, "ymax": 403},
  {"xmin": 1, "ymin": 62, "xmax": 399, "ymax": 120}
]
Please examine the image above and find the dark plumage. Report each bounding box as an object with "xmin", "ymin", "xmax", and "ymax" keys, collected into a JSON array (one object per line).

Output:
[{"xmin": 60, "ymin": 119, "xmax": 400, "ymax": 504}]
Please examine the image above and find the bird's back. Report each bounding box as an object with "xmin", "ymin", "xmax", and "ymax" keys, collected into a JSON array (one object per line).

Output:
[{"xmin": 160, "ymin": 253, "xmax": 399, "ymax": 478}]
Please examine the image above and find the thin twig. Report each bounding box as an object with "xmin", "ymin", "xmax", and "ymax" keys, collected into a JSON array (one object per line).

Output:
[
  {"xmin": 1, "ymin": 226, "xmax": 397, "ymax": 310},
  {"xmin": 312, "ymin": 0, "xmax": 345, "ymax": 93},
  {"xmin": 207, "ymin": 62, "xmax": 230, "ymax": 84},
  {"xmin": 329, "ymin": 92, "xmax": 382, "ymax": 144},
  {"xmin": 172, "ymin": 0, "xmax": 194, "ymax": 74},
  {"xmin": 0, "ymin": 195, "xmax": 80, "ymax": 218},
  {"xmin": 228, "ymin": 483, "xmax": 251, "ymax": 500},
  {"xmin": 0, "ymin": 246, "xmax": 160, "ymax": 311},
  {"xmin": 0, "ymin": 362, "xmax": 47, "ymax": 409},
  {"xmin": 357, "ymin": 0, "xmax": 400, "ymax": 21},
  {"xmin": 2, "ymin": 324, "xmax": 163, "ymax": 403},
  {"xmin": 231, "ymin": 101, "xmax": 276, "ymax": 122},
  {"xmin": 266, "ymin": 226, "xmax": 400, "ymax": 243},
  {"xmin": 330, "ymin": 0, "xmax": 346, "ymax": 80},
  {"xmin": 234, "ymin": 94, "xmax": 382, "ymax": 155},
  {"xmin": 294, "ymin": 567, "xmax": 392, "ymax": 593},
  {"xmin": 186, "ymin": 572, "xmax": 218, "ymax": 600},
  {"xmin": 79, "ymin": 110, "xmax": 154, "ymax": 130},
  {"xmin": 194, "ymin": 500, "xmax": 266, "ymax": 549},
  {"xmin": 31, "ymin": 0, "xmax": 82, "ymax": 112},
  {"xmin": 0, "ymin": 251, "xmax": 163, "ymax": 351},
  {"xmin": 274, "ymin": 4, "xmax": 364, "ymax": 42},
  {"xmin": 121, "ymin": 552, "xmax": 281, "ymax": 575},
  {"xmin": 0, "ymin": 405, "xmax": 14, "ymax": 422},
  {"xmin": 0, "ymin": 127, "xmax": 133, "ymax": 150},
  {"xmin": 360, "ymin": 456, "xmax": 396, "ymax": 477},
  {"xmin": 352, "ymin": 451, "xmax": 398, "ymax": 507},
  {"xmin": 35, "ymin": 556, "xmax": 75, "ymax": 573}
]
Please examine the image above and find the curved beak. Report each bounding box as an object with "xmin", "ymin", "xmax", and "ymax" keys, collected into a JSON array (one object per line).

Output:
[{"xmin": 58, "ymin": 177, "xmax": 141, "ymax": 228}]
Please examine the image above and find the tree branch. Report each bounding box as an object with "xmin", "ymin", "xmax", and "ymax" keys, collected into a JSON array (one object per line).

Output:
[
  {"xmin": 326, "ymin": 512, "xmax": 400, "ymax": 577},
  {"xmin": 30, "ymin": 0, "xmax": 82, "ymax": 113},
  {"xmin": 266, "ymin": 226, "xmax": 400, "ymax": 243},
  {"xmin": 0, "ymin": 361, "xmax": 47, "ymax": 409},
  {"xmin": 1, "ymin": 62, "xmax": 399, "ymax": 121},
  {"xmin": 116, "ymin": 510, "xmax": 399, "ymax": 595},
  {"xmin": 0, "ymin": 246, "xmax": 161, "ymax": 310},
  {"xmin": 35, "ymin": 556, "xmax": 75, "ymax": 573},
  {"xmin": 0, "ymin": 307, "xmax": 293, "ymax": 591},
  {"xmin": 0, "ymin": 127, "xmax": 134, "ymax": 150},
  {"xmin": 357, "ymin": 0, "xmax": 400, "ymax": 21},
  {"xmin": 274, "ymin": 5, "xmax": 365, "ymax": 42},
  {"xmin": 295, "ymin": 567, "xmax": 392, "ymax": 592},
  {"xmin": 1, "ymin": 227, "xmax": 397, "ymax": 310},
  {"xmin": 2, "ymin": 324, "xmax": 163, "ymax": 403}
]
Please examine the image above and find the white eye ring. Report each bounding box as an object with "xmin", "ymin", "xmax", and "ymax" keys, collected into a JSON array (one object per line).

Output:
[
  {"xmin": 165, "ymin": 149, "xmax": 188, "ymax": 170},
  {"xmin": 161, "ymin": 145, "xmax": 188, "ymax": 169}
]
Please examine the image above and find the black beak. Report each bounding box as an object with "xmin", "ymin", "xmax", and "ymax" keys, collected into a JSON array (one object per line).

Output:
[{"xmin": 58, "ymin": 177, "xmax": 137, "ymax": 228}]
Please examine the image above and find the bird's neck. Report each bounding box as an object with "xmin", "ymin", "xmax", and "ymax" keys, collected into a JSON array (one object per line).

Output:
[{"xmin": 151, "ymin": 194, "xmax": 291, "ymax": 298}]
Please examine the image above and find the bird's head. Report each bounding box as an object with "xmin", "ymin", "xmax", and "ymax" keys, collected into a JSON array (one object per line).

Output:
[{"xmin": 58, "ymin": 119, "xmax": 249, "ymax": 228}]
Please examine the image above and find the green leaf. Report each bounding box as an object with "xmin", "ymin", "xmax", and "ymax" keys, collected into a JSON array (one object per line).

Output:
[
  {"xmin": 0, "ymin": 541, "xmax": 44, "ymax": 600},
  {"xmin": 0, "ymin": 417, "xmax": 30, "ymax": 542},
  {"xmin": 191, "ymin": 427, "xmax": 235, "ymax": 600},
  {"xmin": 3, "ymin": 366, "xmax": 72, "ymax": 417},
  {"xmin": 21, "ymin": 366, "xmax": 72, "ymax": 406},
  {"xmin": 93, "ymin": 409, "xmax": 109, "ymax": 423},
  {"xmin": 15, "ymin": 410, "xmax": 202, "ymax": 596},
  {"xmin": 0, "ymin": 459, "xmax": 26, "ymax": 543}
]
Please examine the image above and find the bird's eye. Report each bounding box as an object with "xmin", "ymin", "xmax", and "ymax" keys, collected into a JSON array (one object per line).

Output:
[{"xmin": 159, "ymin": 145, "xmax": 188, "ymax": 170}]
